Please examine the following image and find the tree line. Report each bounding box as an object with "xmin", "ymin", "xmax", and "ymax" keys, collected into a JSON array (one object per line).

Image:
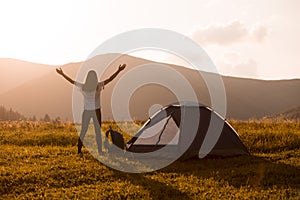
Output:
[{"xmin": 0, "ymin": 105, "xmax": 60, "ymax": 122}]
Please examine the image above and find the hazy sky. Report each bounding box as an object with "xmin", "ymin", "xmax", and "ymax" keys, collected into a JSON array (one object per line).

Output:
[{"xmin": 0, "ymin": 0, "xmax": 299, "ymax": 79}]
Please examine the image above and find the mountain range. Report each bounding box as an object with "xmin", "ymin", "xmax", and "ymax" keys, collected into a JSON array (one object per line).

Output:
[{"xmin": 0, "ymin": 54, "xmax": 299, "ymax": 121}]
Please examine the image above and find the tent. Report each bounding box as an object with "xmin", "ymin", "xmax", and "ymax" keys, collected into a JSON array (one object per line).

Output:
[{"xmin": 126, "ymin": 102, "xmax": 249, "ymax": 159}]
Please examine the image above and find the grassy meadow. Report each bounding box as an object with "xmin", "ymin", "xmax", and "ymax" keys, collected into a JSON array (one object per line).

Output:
[{"xmin": 0, "ymin": 119, "xmax": 299, "ymax": 199}]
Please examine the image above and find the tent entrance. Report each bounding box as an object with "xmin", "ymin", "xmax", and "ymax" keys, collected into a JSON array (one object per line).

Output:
[{"xmin": 134, "ymin": 115, "xmax": 180, "ymax": 146}]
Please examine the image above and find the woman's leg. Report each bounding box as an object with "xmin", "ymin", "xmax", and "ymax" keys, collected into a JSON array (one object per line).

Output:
[
  {"xmin": 78, "ymin": 110, "xmax": 90, "ymax": 153},
  {"xmin": 93, "ymin": 109, "xmax": 102, "ymax": 154}
]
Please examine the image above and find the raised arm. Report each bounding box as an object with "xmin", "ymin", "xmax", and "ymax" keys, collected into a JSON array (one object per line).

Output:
[
  {"xmin": 103, "ymin": 64, "xmax": 126, "ymax": 85},
  {"xmin": 56, "ymin": 68, "xmax": 75, "ymax": 85}
]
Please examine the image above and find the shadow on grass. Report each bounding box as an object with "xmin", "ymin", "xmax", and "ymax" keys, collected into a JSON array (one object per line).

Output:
[
  {"xmin": 159, "ymin": 154, "xmax": 300, "ymax": 189},
  {"xmin": 2, "ymin": 148, "xmax": 298, "ymax": 198},
  {"xmin": 103, "ymin": 153, "xmax": 299, "ymax": 199},
  {"xmin": 111, "ymin": 170, "xmax": 193, "ymax": 200}
]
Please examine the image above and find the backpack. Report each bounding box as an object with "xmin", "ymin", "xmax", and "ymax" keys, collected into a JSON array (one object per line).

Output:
[{"xmin": 104, "ymin": 127, "xmax": 125, "ymax": 151}]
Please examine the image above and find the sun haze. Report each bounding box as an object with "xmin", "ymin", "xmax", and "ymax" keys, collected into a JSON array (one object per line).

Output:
[{"xmin": 0, "ymin": 0, "xmax": 299, "ymax": 79}]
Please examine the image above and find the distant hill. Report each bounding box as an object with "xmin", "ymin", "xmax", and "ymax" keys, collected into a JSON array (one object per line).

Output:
[
  {"xmin": 0, "ymin": 58, "xmax": 53, "ymax": 94},
  {"xmin": 0, "ymin": 54, "xmax": 299, "ymax": 121},
  {"xmin": 276, "ymin": 107, "xmax": 300, "ymax": 120}
]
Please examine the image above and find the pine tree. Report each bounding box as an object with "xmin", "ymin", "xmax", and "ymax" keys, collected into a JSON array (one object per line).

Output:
[
  {"xmin": 0, "ymin": 105, "xmax": 26, "ymax": 121},
  {"xmin": 43, "ymin": 114, "xmax": 51, "ymax": 122}
]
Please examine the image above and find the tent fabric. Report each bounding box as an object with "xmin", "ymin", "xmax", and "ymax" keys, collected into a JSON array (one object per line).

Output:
[{"xmin": 126, "ymin": 103, "xmax": 249, "ymax": 159}]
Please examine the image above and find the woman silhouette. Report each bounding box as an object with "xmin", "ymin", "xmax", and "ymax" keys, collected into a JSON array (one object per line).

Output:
[{"xmin": 56, "ymin": 64, "xmax": 126, "ymax": 154}]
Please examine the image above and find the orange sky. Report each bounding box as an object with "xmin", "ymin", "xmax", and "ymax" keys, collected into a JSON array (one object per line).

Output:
[{"xmin": 0, "ymin": 0, "xmax": 299, "ymax": 80}]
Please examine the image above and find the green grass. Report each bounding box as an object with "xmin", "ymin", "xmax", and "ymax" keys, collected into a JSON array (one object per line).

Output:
[{"xmin": 0, "ymin": 120, "xmax": 299, "ymax": 199}]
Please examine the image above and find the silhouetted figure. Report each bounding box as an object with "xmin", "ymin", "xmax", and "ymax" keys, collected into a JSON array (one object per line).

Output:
[{"xmin": 56, "ymin": 64, "xmax": 126, "ymax": 154}]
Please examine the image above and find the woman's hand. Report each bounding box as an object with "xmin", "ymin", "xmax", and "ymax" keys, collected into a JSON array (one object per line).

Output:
[
  {"xmin": 56, "ymin": 67, "xmax": 75, "ymax": 84},
  {"xmin": 56, "ymin": 68, "xmax": 64, "ymax": 75},
  {"xmin": 104, "ymin": 64, "xmax": 127, "ymax": 85},
  {"xmin": 118, "ymin": 64, "xmax": 126, "ymax": 71}
]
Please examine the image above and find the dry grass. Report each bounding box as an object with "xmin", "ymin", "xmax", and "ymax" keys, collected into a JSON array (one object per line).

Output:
[{"xmin": 0, "ymin": 120, "xmax": 299, "ymax": 199}]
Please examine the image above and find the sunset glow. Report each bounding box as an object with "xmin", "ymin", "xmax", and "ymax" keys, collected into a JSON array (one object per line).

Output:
[{"xmin": 0, "ymin": 0, "xmax": 299, "ymax": 79}]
